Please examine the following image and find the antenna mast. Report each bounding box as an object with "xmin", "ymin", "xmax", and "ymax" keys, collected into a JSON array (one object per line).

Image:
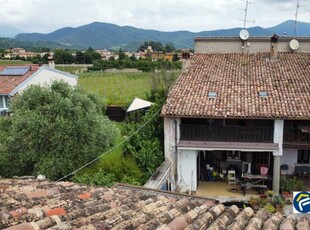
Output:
[
  {"xmin": 242, "ymin": 0, "xmax": 254, "ymax": 29},
  {"xmin": 294, "ymin": 0, "xmax": 301, "ymax": 36}
]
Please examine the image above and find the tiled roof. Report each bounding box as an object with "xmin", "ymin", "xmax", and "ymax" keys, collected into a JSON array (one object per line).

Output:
[
  {"xmin": 1, "ymin": 179, "xmax": 310, "ymax": 229},
  {"xmin": 162, "ymin": 52, "xmax": 310, "ymax": 119},
  {"xmin": 0, "ymin": 65, "xmax": 40, "ymax": 95}
]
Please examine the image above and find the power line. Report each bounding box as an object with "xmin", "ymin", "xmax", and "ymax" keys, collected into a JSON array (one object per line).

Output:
[{"xmin": 56, "ymin": 106, "xmax": 161, "ymax": 182}]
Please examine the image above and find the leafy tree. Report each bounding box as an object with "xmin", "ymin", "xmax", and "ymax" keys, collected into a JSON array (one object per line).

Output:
[
  {"xmin": 138, "ymin": 41, "xmax": 164, "ymax": 52},
  {"xmin": 75, "ymin": 51, "xmax": 85, "ymax": 64},
  {"xmin": 129, "ymin": 54, "xmax": 137, "ymax": 61},
  {"xmin": 91, "ymin": 58, "xmax": 181, "ymax": 72},
  {"xmin": 118, "ymin": 48, "xmax": 126, "ymax": 60},
  {"xmin": 87, "ymin": 46, "xmax": 95, "ymax": 52},
  {"xmin": 31, "ymin": 54, "xmax": 42, "ymax": 64},
  {"xmin": 0, "ymin": 81, "xmax": 118, "ymax": 180},
  {"xmin": 164, "ymin": 42, "xmax": 176, "ymax": 53},
  {"xmin": 83, "ymin": 51, "xmax": 93, "ymax": 64},
  {"xmin": 42, "ymin": 53, "xmax": 49, "ymax": 64},
  {"xmin": 91, "ymin": 51, "xmax": 102, "ymax": 61},
  {"xmin": 63, "ymin": 50, "xmax": 74, "ymax": 64},
  {"xmin": 172, "ymin": 53, "xmax": 180, "ymax": 61},
  {"xmin": 53, "ymin": 49, "xmax": 65, "ymax": 64}
]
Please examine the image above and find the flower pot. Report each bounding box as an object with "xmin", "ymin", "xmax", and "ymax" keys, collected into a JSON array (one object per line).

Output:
[{"xmin": 281, "ymin": 191, "xmax": 292, "ymax": 199}]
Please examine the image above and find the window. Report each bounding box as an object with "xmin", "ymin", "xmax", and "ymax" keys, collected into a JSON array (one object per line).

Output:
[
  {"xmin": 0, "ymin": 96, "xmax": 3, "ymax": 108},
  {"xmin": 5, "ymin": 96, "xmax": 10, "ymax": 108},
  {"xmin": 258, "ymin": 91, "xmax": 268, "ymax": 97},
  {"xmin": 297, "ymin": 150, "xmax": 310, "ymax": 164},
  {"xmin": 208, "ymin": 92, "xmax": 217, "ymax": 98},
  {"xmin": 227, "ymin": 151, "xmax": 240, "ymax": 160}
]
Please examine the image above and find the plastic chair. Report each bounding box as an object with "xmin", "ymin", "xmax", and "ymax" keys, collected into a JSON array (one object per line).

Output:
[
  {"xmin": 260, "ymin": 167, "xmax": 269, "ymax": 175},
  {"xmin": 280, "ymin": 164, "xmax": 289, "ymax": 177},
  {"xmin": 227, "ymin": 170, "xmax": 236, "ymax": 185}
]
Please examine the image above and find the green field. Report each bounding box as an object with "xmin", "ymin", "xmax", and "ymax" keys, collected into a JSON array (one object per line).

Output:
[
  {"xmin": 78, "ymin": 71, "xmax": 153, "ymax": 106},
  {"xmin": 0, "ymin": 60, "xmax": 32, "ymax": 65},
  {"xmin": 55, "ymin": 65, "xmax": 87, "ymax": 73}
]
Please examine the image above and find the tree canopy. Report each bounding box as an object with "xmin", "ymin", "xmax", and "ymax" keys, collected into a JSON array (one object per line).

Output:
[
  {"xmin": 138, "ymin": 41, "xmax": 176, "ymax": 53},
  {"xmin": 0, "ymin": 81, "xmax": 118, "ymax": 180}
]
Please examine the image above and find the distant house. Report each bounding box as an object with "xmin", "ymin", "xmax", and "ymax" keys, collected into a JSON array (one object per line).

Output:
[
  {"xmin": 161, "ymin": 36, "xmax": 310, "ymax": 193},
  {"xmin": 95, "ymin": 49, "xmax": 112, "ymax": 60},
  {"xmin": 4, "ymin": 48, "xmax": 40, "ymax": 59},
  {"xmin": 5, "ymin": 48, "xmax": 26, "ymax": 53},
  {"xmin": 0, "ymin": 63, "xmax": 77, "ymax": 112}
]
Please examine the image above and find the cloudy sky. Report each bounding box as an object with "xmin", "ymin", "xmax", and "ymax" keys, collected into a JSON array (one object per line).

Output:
[{"xmin": 0, "ymin": 0, "xmax": 309, "ymax": 33}]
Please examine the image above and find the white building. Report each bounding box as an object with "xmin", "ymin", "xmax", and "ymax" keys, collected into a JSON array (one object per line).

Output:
[
  {"xmin": 159, "ymin": 36, "xmax": 310, "ymax": 194},
  {"xmin": 0, "ymin": 64, "xmax": 77, "ymax": 112}
]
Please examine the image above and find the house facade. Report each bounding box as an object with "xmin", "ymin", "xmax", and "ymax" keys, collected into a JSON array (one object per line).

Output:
[
  {"xmin": 161, "ymin": 36, "xmax": 310, "ymax": 193},
  {"xmin": 0, "ymin": 64, "xmax": 77, "ymax": 113}
]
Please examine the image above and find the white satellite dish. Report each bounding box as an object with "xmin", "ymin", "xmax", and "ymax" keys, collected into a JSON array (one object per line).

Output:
[
  {"xmin": 289, "ymin": 39, "xmax": 300, "ymax": 50},
  {"xmin": 239, "ymin": 29, "xmax": 249, "ymax": 40}
]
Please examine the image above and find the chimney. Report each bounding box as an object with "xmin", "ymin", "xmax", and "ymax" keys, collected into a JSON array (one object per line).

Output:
[
  {"xmin": 181, "ymin": 51, "xmax": 191, "ymax": 72},
  {"xmin": 270, "ymin": 34, "xmax": 279, "ymax": 60},
  {"xmin": 48, "ymin": 55, "xmax": 55, "ymax": 69}
]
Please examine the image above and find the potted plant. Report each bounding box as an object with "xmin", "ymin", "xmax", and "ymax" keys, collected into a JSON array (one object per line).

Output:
[
  {"xmin": 272, "ymin": 194, "xmax": 285, "ymax": 212},
  {"xmin": 280, "ymin": 177, "xmax": 305, "ymax": 198},
  {"xmin": 249, "ymin": 197, "xmax": 261, "ymax": 210}
]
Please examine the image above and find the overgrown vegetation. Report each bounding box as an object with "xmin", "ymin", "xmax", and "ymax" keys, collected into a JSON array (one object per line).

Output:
[
  {"xmin": 123, "ymin": 70, "xmax": 178, "ymax": 181},
  {"xmin": 73, "ymin": 123, "xmax": 144, "ymax": 186},
  {"xmin": 0, "ymin": 81, "xmax": 118, "ymax": 180},
  {"xmin": 73, "ymin": 70, "xmax": 178, "ymax": 186}
]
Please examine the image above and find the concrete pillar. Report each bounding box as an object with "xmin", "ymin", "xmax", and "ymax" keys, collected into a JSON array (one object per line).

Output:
[
  {"xmin": 48, "ymin": 55, "xmax": 55, "ymax": 69},
  {"xmin": 273, "ymin": 120, "xmax": 284, "ymax": 156},
  {"xmin": 273, "ymin": 119, "xmax": 284, "ymax": 193},
  {"xmin": 178, "ymin": 150, "xmax": 198, "ymax": 192},
  {"xmin": 270, "ymin": 42, "xmax": 278, "ymax": 60},
  {"xmin": 273, "ymin": 154, "xmax": 281, "ymax": 193},
  {"xmin": 164, "ymin": 117, "xmax": 180, "ymax": 190}
]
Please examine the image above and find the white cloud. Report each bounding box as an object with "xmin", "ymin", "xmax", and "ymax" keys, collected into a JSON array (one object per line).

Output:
[{"xmin": 0, "ymin": 0, "xmax": 309, "ymax": 33}]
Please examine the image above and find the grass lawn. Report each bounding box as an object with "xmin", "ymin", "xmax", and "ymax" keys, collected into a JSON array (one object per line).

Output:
[
  {"xmin": 78, "ymin": 71, "xmax": 153, "ymax": 106},
  {"xmin": 0, "ymin": 60, "xmax": 32, "ymax": 65},
  {"xmin": 55, "ymin": 65, "xmax": 87, "ymax": 73}
]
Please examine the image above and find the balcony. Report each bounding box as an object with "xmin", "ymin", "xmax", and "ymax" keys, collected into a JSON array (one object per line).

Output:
[
  {"xmin": 283, "ymin": 128, "xmax": 310, "ymax": 146},
  {"xmin": 180, "ymin": 125, "xmax": 274, "ymax": 143}
]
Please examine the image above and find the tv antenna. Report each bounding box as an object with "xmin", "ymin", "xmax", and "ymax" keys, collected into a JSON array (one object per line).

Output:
[
  {"xmin": 241, "ymin": 0, "xmax": 255, "ymax": 29},
  {"xmin": 293, "ymin": 0, "xmax": 301, "ymax": 36}
]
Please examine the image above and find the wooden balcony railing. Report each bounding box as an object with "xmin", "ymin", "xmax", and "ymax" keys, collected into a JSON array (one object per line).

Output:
[
  {"xmin": 283, "ymin": 128, "xmax": 310, "ymax": 145},
  {"xmin": 180, "ymin": 125, "xmax": 274, "ymax": 143}
]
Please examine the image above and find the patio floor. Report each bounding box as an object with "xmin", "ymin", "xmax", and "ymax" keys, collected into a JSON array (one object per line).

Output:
[{"xmin": 195, "ymin": 181, "xmax": 261, "ymax": 201}]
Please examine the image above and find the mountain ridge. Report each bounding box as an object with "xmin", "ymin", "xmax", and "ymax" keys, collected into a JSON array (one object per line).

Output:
[{"xmin": 11, "ymin": 20, "xmax": 310, "ymax": 50}]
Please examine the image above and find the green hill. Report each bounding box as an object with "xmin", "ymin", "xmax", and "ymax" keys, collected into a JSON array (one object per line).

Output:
[{"xmin": 8, "ymin": 20, "xmax": 310, "ymax": 51}]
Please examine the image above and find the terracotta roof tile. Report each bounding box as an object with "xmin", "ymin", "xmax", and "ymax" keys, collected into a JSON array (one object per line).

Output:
[
  {"xmin": 162, "ymin": 52, "xmax": 310, "ymax": 119},
  {"xmin": 1, "ymin": 179, "xmax": 310, "ymax": 229},
  {"xmin": 0, "ymin": 65, "xmax": 40, "ymax": 95}
]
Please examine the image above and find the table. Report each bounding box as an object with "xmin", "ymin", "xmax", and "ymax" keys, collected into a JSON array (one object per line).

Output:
[{"xmin": 240, "ymin": 174, "xmax": 268, "ymax": 196}]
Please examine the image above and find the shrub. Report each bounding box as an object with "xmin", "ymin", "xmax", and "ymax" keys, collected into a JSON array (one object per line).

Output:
[{"xmin": 280, "ymin": 177, "xmax": 305, "ymax": 193}]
